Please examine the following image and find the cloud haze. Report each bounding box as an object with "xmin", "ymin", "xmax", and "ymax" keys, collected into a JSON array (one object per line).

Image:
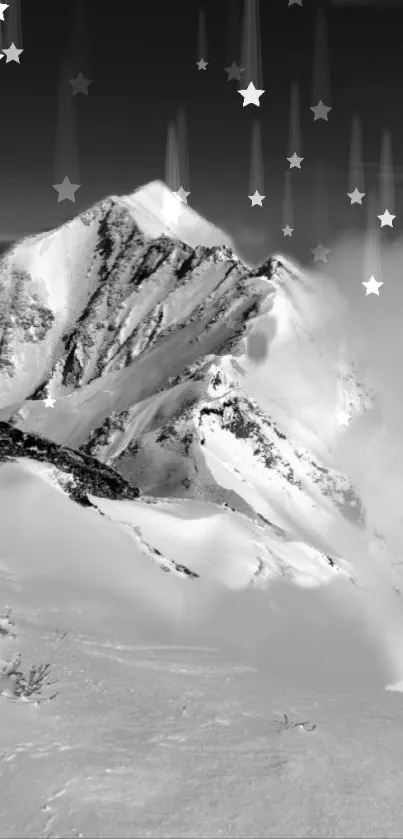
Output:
[{"xmin": 318, "ymin": 231, "xmax": 403, "ymax": 683}]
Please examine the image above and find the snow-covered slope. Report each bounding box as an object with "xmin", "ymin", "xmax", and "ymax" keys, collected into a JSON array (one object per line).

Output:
[
  {"xmin": 2, "ymin": 458, "xmax": 403, "ymax": 839},
  {"xmin": 3, "ymin": 181, "xmax": 403, "ymax": 839},
  {"xmin": 0, "ymin": 422, "xmax": 355, "ymax": 591}
]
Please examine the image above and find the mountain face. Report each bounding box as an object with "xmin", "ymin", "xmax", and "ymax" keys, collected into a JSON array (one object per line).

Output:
[
  {"xmin": 0, "ymin": 179, "xmax": 382, "ymax": 596},
  {"xmin": 0, "ymin": 181, "xmax": 271, "ymax": 428}
]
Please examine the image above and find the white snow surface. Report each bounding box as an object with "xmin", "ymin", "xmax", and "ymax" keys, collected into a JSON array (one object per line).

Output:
[
  {"xmin": 88, "ymin": 494, "xmax": 353, "ymax": 591},
  {"xmin": 1, "ymin": 462, "xmax": 403, "ymax": 838}
]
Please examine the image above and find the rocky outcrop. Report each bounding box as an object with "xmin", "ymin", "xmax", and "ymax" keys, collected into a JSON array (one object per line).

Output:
[{"xmin": 0, "ymin": 421, "xmax": 139, "ymax": 507}]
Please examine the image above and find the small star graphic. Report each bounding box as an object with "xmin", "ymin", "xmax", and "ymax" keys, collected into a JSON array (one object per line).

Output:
[
  {"xmin": 377, "ymin": 208, "xmax": 396, "ymax": 227},
  {"xmin": 282, "ymin": 225, "xmax": 294, "ymax": 237},
  {"xmin": 238, "ymin": 81, "xmax": 265, "ymax": 107},
  {"xmin": 52, "ymin": 176, "xmax": 81, "ymax": 203},
  {"xmin": 43, "ymin": 396, "xmax": 56, "ymax": 409},
  {"xmin": 0, "ymin": 4, "xmax": 9, "ymax": 21},
  {"xmin": 69, "ymin": 72, "xmax": 93, "ymax": 95},
  {"xmin": 347, "ymin": 187, "xmax": 365, "ymax": 205},
  {"xmin": 172, "ymin": 186, "xmax": 190, "ymax": 203},
  {"xmin": 311, "ymin": 243, "xmax": 330, "ymax": 263},
  {"xmin": 248, "ymin": 190, "xmax": 265, "ymax": 206},
  {"xmin": 224, "ymin": 61, "xmax": 245, "ymax": 81},
  {"xmin": 172, "ymin": 186, "xmax": 190, "ymax": 204},
  {"xmin": 310, "ymin": 100, "xmax": 332, "ymax": 121},
  {"xmin": 362, "ymin": 274, "xmax": 383, "ymax": 296},
  {"xmin": 288, "ymin": 0, "xmax": 303, "ymax": 5},
  {"xmin": 3, "ymin": 43, "xmax": 23, "ymax": 63},
  {"xmin": 336, "ymin": 411, "xmax": 350, "ymax": 427},
  {"xmin": 197, "ymin": 58, "xmax": 208, "ymax": 70},
  {"xmin": 287, "ymin": 152, "xmax": 304, "ymax": 169}
]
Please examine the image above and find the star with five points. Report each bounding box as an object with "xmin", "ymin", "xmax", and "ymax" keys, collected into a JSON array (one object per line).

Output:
[
  {"xmin": 52, "ymin": 176, "xmax": 81, "ymax": 203},
  {"xmin": 0, "ymin": 4, "xmax": 9, "ymax": 20},
  {"xmin": 197, "ymin": 58, "xmax": 208, "ymax": 70},
  {"xmin": 377, "ymin": 208, "xmax": 396, "ymax": 227},
  {"xmin": 69, "ymin": 72, "xmax": 93, "ymax": 96},
  {"xmin": 311, "ymin": 243, "xmax": 330, "ymax": 263},
  {"xmin": 282, "ymin": 225, "xmax": 294, "ymax": 237},
  {"xmin": 172, "ymin": 186, "xmax": 190, "ymax": 203},
  {"xmin": 362, "ymin": 275, "xmax": 383, "ymax": 296},
  {"xmin": 347, "ymin": 187, "xmax": 365, "ymax": 205},
  {"xmin": 3, "ymin": 43, "xmax": 23, "ymax": 63},
  {"xmin": 238, "ymin": 82, "xmax": 265, "ymax": 107},
  {"xmin": 310, "ymin": 100, "xmax": 332, "ymax": 121},
  {"xmin": 287, "ymin": 152, "xmax": 304, "ymax": 169},
  {"xmin": 336, "ymin": 411, "xmax": 350, "ymax": 427},
  {"xmin": 43, "ymin": 396, "xmax": 56, "ymax": 409},
  {"xmin": 248, "ymin": 190, "xmax": 265, "ymax": 206},
  {"xmin": 224, "ymin": 61, "xmax": 245, "ymax": 81}
]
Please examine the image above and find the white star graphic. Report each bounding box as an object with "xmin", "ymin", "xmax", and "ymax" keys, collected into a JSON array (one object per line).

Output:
[
  {"xmin": 238, "ymin": 82, "xmax": 265, "ymax": 107},
  {"xmin": 377, "ymin": 209, "xmax": 396, "ymax": 227},
  {"xmin": 347, "ymin": 187, "xmax": 365, "ymax": 205},
  {"xmin": 362, "ymin": 274, "xmax": 383, "ymax": 296},
  {"xmin": 248, "ymin": 190, "xmax": 265, "ymax": 206},
  {"xmin": 282, "ymin": 225, "xmax": 294, "ymax": 237},
  {"xmin": 311, "ymin": 243, "xmax": 330, "ymax": 263},
  {"xmin": 43, "ymin": 396, "xmax": 56, "ymax": 409},
  {"xmin": 52, "ymin": 176, "xmax": 81, "ymax": 203},
  {"xmin": 197, "ymin": 58, "xmax": 208, "ymax": 70},
  {"xmin": 0, "ymin": 4, "xmax": 9, "ymax": 21},
  {"xmin": 224, "ymin": 61, "xmax": 245, "ymax": 81},
  {"xmin": 336, "ymin": 411, "xmax": 350, "ymax": 427},
  {"xmin": 172, "ymin": 186, "xmax": 190, "ymax": 203},
  {"xmin": 3, "ymin": 43, "xmax": 23, "ymax": 63},
  {"xmin": 287, "ymin": 152, "xmax": 304, "ymax": 169},
  {"xmin": 310, "ymin": 100, "xmax": 332, "ymax": 121},
  {"xmin": 69, "ymin": 72, "xmax": 93, "ymax": 96}
]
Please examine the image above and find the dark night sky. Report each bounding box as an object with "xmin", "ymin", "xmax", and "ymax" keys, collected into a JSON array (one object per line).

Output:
[{"xmin": 2, "ymin": 0, "xmax": 403, "ymax": 264}]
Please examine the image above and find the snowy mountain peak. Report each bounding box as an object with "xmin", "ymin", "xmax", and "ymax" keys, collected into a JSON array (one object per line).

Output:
[
  {"xmin": 110, "ymin": 179, "xmax": 234, "ymax": 249},
  {"xmin": 0, "ymin": 185, "xmax": 272, "ymax": 418}
]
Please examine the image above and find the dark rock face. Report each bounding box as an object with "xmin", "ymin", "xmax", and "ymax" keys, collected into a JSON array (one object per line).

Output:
[
  {"xmin": 0, "ymin": 419, "xmax": 202, "ymax": 580},
  {"xmin": 0, "ymin": 268, "xmax": 55, "ymax": 378},
  {"xmin": 0, "ymin": 421, "xmax": 139, "ymax": 508}
]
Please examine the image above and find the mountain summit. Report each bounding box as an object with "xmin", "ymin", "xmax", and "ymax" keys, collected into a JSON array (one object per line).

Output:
[{"xmin": 118, "ymin": 179, "xmax": 234, "ymax": 247}]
